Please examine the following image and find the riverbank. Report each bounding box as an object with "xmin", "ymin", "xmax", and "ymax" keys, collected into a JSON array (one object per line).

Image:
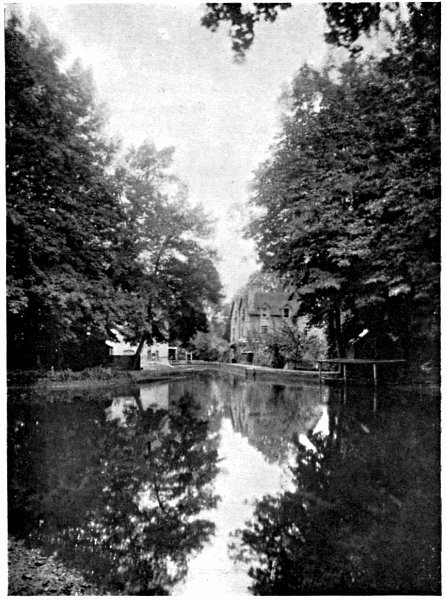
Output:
[
  {"xmin": 7, "ymin": 361, "xmax": 439, "ymax": 392},
  {"xmin": 7, "ymin": 363, "xmax": 215, "ymax": 390},
  {"xmin": 8, "ymin": 361, "xmax": 327, "ymax": 392},
  {"xmin": 8, "ymin": 538, "xmax": 98, "ymax": 596}
]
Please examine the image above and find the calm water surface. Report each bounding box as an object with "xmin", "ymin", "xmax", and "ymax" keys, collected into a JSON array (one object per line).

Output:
[{"xmin": 8, "ymin": 373, "xmax": 440, "ymax": 595}]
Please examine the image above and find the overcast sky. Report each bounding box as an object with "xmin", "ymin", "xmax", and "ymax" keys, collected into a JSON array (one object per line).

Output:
[{"xmin": 12, "ymin": 2, "xmax": 330, "ymax": 299}]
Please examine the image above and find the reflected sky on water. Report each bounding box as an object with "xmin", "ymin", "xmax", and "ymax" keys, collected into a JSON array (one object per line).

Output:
[{"xmin": 8, "ymin": 374, "xmax": 440, "ymax": 595}]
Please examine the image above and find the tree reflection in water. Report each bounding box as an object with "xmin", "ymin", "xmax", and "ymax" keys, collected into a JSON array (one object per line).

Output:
[
  {"xmin": 8, "ymin": 388, "xmax": 220, "ymax": 594},
  {"xmin": 229, "ymin": 386, "xmax": 441, "ymax": 595}
]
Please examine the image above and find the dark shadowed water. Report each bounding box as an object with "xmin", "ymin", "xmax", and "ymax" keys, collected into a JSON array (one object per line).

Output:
[{"xmin": 8, "ymin": 373, "xmax": 440, "ymax": 595}]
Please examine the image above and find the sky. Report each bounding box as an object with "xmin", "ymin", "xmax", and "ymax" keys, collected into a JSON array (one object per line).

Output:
[{"xmin": 10, "ymin": 2, "xmax": 330, "ymax": 300}]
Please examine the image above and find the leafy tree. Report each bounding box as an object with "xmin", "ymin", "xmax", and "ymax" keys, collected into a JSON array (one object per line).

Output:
[
  {"xmin": 247, "ymin": 5, "xmax": 440, "ymax": 363},
  {"xmin": 189, "ymin": 309, "xmax": 230, "ymax": 361},
  {"xmin": 322, "ymin": 2, "xmax": 386, "ymax": 51},
  {"xmin": 6, "ymin": 15, "xmax": 127, "ymax": 369},
  {"xmin": 201, "ymin": 3, "xmax": 291, "ymax": 62},
  {"xmin": 114, "ymin": 141, "xmax": 223, "ymax": 353},
  {"xmin": 6, "ymin": 15, "xmax": 223, "ymax": 369},
  {"xmin": 201, "ymin": 2, "xmax": 400, "ymax": 60},
  {"xmin": 268, "ymin": 323, "xmax": 327, "ymax": 367},
  {"xmin": 189, "ymin": 331, "xmax": 219, "ymax": 361},
  {"xmin": 245, "ymin": 269, "xmax": 283, "ymax": 293},
  {"xmin": 242, "ymin": 323, "xmax": 326, "ymax": 368},
  {"xmin": 211, "ymin": 302, "xmax": 231, "ymax": 342}
]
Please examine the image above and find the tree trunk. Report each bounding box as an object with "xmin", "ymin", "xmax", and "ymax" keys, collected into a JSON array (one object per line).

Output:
[
  {"xmin": 327, "ymin": 307, "xmax": 344, "ymax": 358},
  {"xmin": 327, "ymin": 310, "xmax": 336, "ymax": 358},
  {"xmin": 134, "ymin": 391, "xmax": 144, "ymax": 413},
  {"xmin": 334, "ymin": 307, "xmax": 345, "ymax": 358},
  {"xmin": 132, "ymin": 337, "xmax": 145, "ymax": 370},
  {"xmin": 133, "ymin": 300, "xmax": 154, "ymax": 370}
]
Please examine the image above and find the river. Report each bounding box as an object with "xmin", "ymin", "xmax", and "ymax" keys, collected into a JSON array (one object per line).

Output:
[{"xmin": 8, "ymin": 372, "xmax": 440, "ymax": 595}]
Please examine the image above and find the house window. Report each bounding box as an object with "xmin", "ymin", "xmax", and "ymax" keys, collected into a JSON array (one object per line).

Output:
[
  {"xmin": 261, "ymin": 325, "xmax": 268, "ymax": 334},
  {"xmin": 283, "ymin": 307, "xmax": 290, "ymax": 318},
  {"xmin": 260, "ymin": 305, "xmax": 270, "ymax": 330}
]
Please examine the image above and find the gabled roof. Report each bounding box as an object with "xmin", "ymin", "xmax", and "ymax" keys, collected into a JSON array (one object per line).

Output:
[
  {"xmin": 231, "ymin": 286, "xmax": 300, "ymax": 318},
  {"xmin": 230, "ymin": 291, "xmax": 249, "ymax": 318},
  {"xmin": 252, "ymin": 291, "xmax": 289, "ymax": 314}
]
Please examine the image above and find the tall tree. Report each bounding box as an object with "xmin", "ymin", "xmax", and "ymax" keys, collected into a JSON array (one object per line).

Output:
[
  {"xmin": 6, "ymin": 16, "xmax": 223, "ymax": 370},
  {"xmin": 6, "ymin": 15, "xmax": 126, "ymax": 368},
  {"xmin": 114, "ymin": 141, "xmax": 223, "ymax": 351},
  {"xmin": 247, "ymin": 5, "xmax": 440, "ymax": 362}
]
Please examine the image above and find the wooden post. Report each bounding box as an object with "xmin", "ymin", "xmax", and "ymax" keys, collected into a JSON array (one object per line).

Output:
[
  {"xmin": 318, "ymin": 361, "xmax": 322, "ymax": 383},
  {"xmin": 373, "ymin": 362, "xmax": 378, "ymax": 386},
  {"xmin": 342, "ymin": 363, "xmax": 347, "ymax": 384}
]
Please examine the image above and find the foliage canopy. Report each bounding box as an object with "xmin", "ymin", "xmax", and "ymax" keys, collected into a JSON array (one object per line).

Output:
[
  {"xmin": 246, "ymin": 4, "xmax": 440, "ymax": 362},
  {"xmin": 6, "ymin": 15, "xmax": 223, "ymax": 369}
]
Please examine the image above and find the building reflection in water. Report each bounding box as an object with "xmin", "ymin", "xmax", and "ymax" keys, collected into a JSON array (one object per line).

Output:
[
  {"xmin": 174, "ymin": 375, "xmax": 330, "ymax": 595},
  {"xmin": 224, "ymin": 375, "xmax": 329, "ymax": 464},
  {"xmin": 229, "ymin": 383, "xmax": 441, "ymax": 595},
  {"xmin": 11, "ymin": 375, "xmax": 417, "ymax": 596},
  {"xmin": 105, "ymin": 382, "xmax": 170, "ymax": 424}
]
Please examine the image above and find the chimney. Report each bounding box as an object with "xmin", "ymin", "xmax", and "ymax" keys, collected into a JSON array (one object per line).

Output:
[{"xmin": 247, "ymin": 284, "xmax": 261, "ymax": 311}]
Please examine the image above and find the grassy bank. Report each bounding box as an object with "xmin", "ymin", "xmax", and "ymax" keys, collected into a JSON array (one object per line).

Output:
[
  {"xmin": 7, "ymin": 361, "xmax": 439, "ymax": 392},
  {"xmin": 7, "ymin": 363, "xmax": 218, "ymax": 390}
]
